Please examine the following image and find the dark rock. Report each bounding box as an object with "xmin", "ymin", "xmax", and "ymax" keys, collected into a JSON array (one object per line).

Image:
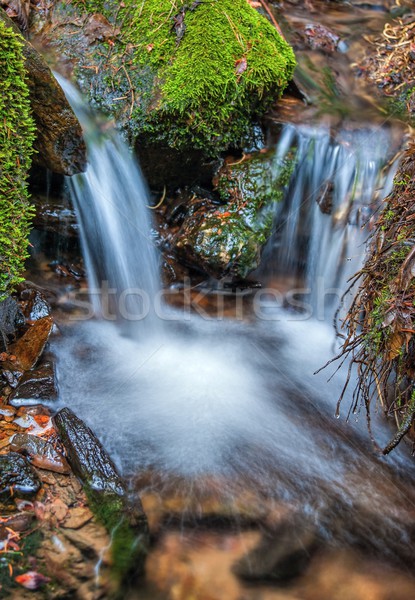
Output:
[
  {"xmin": 32, "ymin": 195, "xmax": 79, "ymax": 238},
  {"xmin": 10, "ymin": 432, "xmax": 70, "ymax": 474},
  {"xmin": 0, "ymin": 452, "xmax": 41, "ymax": 500},
  {"xmin": 0, "ymin": 297, "xmax": 25, "ymax": 351},
  {"xmin": 18, "ymin": 284, "xmax": 52, "ymax": 322},
  {"xmin": 233, "ymin": 514, "xmax": 320, "ymax": 581},
  {"xmin": 0, "ymin": 362, "xmax": 24, "ymax": 389},
  {"xmin": 0, "ymin": 10, "xmax": 86, "ymax": 175},
  {"xmin": 9, "ymin": 360, "xmax": 58, "ymax": 406},
  {"xmin": 54, "ymin": 408, "xmax": 126, "ymax": 497},
  {"xmin": 9, "ymin": 316, "xmax": 54, "ymax": 371},
  {"xmin": 54, "ymin": 407, "xmax": 149, "ymax": 581}
]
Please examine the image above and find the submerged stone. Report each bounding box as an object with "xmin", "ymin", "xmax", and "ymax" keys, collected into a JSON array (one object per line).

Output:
[
  {"xmin": 174, "ymin": 150, "xmax": 295, "ymax": 279},
  {"xmin": 233, "ymin": 514, "xmax": 319, "ymax": 581}
]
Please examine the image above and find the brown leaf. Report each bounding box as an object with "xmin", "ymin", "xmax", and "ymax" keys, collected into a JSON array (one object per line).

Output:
[
  {"xmin": 235, "ymin": 56, "xmax": 247, "ymax": 75},
  {"xmin": 386, "ymin": 331, "xmax": 405, "ymax": 360}
]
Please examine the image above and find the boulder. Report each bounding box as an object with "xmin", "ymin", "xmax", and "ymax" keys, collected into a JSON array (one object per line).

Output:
[
  {"xmin": 174, "ymin": 150, "xmax": 295, "ymax": 279},
  {"xmin": 29, "ymin": 0, "xmax": 295, "ymax": 158},
  {"xmin": 0, "ymin": 9, "xmax": 86, "ymax": 175}
]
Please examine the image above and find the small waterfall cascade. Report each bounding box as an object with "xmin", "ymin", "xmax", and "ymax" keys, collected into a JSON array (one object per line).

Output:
[
  {"xmin": 266, "ymin": 124, "xmax": 398, "ymax": 315},
  {"xmin": 57, "ymin": 77, "xmax": 161, "ymax": 333}
]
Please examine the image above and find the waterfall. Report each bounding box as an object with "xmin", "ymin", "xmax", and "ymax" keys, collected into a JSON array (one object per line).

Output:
[
  {"xmin": 265, "ymin": 124, "xmax": 397, "ymax": 318},
  {"xmin": 56, "ymin": 76, "xmax": 161, "ymax": 333},
  {"xmin": 56, "ymin": 75, "xmax": 397, "ymax": 330}
]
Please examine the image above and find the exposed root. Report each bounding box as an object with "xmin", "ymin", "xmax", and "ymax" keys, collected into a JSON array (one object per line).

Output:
[{"xmin": 335, "ymin": 140, "xmax": 415, "ymax": 453}]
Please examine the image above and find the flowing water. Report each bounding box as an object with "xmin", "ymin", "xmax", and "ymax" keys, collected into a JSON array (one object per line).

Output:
[
  {"xmin": 56, "ymin": 77, "xmax": 160, "ymax": 334},
  {"xmin": 49, "ymin": 81, "xmax": 415, "ymax": 595}
]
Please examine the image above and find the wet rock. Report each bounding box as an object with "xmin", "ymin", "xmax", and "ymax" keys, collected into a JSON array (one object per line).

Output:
[
  {"xmin": 1, "ymin": 362, "xmax": 24, "ymax": 389},
  {"xmin": 18, "ymin": 284, "xmax": 52, "ymax": 322},
  {"xmin": 0, "ymin": 452, "xmax": 41, "ymax": 500},
  {"xmin": 0, "ymin": 297, "xmax": 25, "ymax": 351},
  {"xmin": 0, "ymin": 511, "xmax": 34, "ymax": 537},
  {"xmin": 54, "ymin": 407, "xmax": 149, "ymax": 581},
  {"xmin": 10, "ymin": 432, "xmax": 70, "ymax": 474},
  {"xmin": 0, "ymin": 10, "xmax": 86, "ymax": 175},
  {"xmin": 9, "ymin": 360, "xmax": 58, "ymax": 406},
  {"xmin": 303, "ymin": 23, "xmax": 341, "ymax": 53},
  {"xmin": 9, "ymin": 316, "xmax": 54, "ymax": 371},
  {"xmin": 32, "ymin": 196, "xmax": 79, "ymax": 238},
  {"xmin": 233, "ymin": 514, "xmax": 320, "ymax": 581},
  {"xmin": 54, "ymin": 408, "xmax": 127, "ymax": 497},
  {"xmin": 174, "ymin": 150, "xmax": 295, "ymax": 279}
]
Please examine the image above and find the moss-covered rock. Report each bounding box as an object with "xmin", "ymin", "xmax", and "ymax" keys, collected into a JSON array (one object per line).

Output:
[
  {"xmin": 128, "ymin": 0, "xmax": 296, "ymax": 153},
  {"xmin": 32, "ymin": 0, "xmax": 295, "ymax": 156},
  {"xmin": 174, "ymin": 149, "xmax": 295, "ymax": 279},
  {"xmin": 0, "ymin": 19, "xmax": 36, "ymax": 300}
]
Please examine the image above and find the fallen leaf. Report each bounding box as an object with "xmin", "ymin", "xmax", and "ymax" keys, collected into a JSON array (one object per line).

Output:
[
  {"xmin": 33, "ymin": 414, "xmax": 51, "ymax": 428},
  {"xmin": 15, "ymin": 571, "xmax": 50, "ymax": 590},
  {"xmin": 235, "ymin": 56, "xmax": 247, "ymax": 75}
]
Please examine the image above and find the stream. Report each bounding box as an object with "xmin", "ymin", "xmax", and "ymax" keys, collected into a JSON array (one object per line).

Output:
[{"xmin": 26, "ymin": 3, "xmax": 415, "ymax": 598}]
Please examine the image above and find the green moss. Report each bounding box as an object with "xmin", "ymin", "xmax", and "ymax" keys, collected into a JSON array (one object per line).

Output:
[
  {"xmin": 387, "ymin": 85, "xmax": 415, "ymax": 124},
  {"xmin": 0, "ymin": 530, "xmax": 43, "ymax": 594},
  {"xmin": 68, "ymin": 0, "xmax": 295, "ymax": 153},
  {"xmin": 0, "ymin": 21, "xmax": 36, "ymax": 300},
  {"xmin": 129, "ymin": 0, "xmax": 295, "ymax": 152},
  {"xmin": 86, "ymin": 488, "xmax": 148, "ymax": 583}
]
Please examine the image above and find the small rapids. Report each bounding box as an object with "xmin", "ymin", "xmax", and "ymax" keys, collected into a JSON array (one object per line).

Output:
[{"xmin": 54, "ymin": 81, "xmax": 415, "ymax": 571}]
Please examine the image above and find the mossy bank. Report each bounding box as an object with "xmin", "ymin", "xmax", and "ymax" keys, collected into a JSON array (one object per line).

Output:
[{"xmin": 0, "ymin": 20, "xmax": 36, "ymax": 299}]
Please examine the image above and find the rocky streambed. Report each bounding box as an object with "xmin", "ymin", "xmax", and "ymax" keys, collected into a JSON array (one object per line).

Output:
[{"xmin": 2, "ymin": 0, "xmax": 415, "ymax": 598}]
